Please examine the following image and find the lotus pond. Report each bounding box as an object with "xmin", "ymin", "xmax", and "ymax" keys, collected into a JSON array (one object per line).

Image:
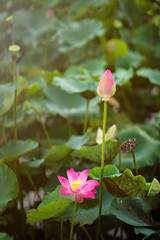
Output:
[{"xmin": 0, "ymin": 0, "xmax": 160, "ymax": 240}]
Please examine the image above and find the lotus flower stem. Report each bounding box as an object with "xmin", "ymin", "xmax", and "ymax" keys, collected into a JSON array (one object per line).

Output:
[
  {"xmin": 21, "ymin": 164, "xmax": 41, "ymax": 201},
  {"xmin": 82, "ymin": 225, "xmax": 93, "ymax": 240},
  {"xmin": 32, "ymin": 106, "xmax": 52, "ymax": 148},
  {"xmin": 131, "ymin": 150, "xmax": 138, "ymax": 176},
  {"xmin": 44, "ymin": 19, "xmax": 50, "ymax": 68},
  {"xmin": 119, "ymin": 150, "xmax": 122, "ymax": 172},
  {"xmin": 60, "ymin": 215, "xmax": 63, "ymax": 240},
  {"xmin": 83, "ymin": 99, "xmax": 89, "ymax": 135},
  {"xmin": 2, "ymin": 114, "xmax": 7, "ymax": 143},
  {"xmin": 13, "ymin": 58, "xmax": 18, "ymax": 139},
  {"xmin": 69, "ymin": 201, "xmax": 77, "ymax": 240},
  {"xmin": 97, "ymin": 101, "xmax": 107, "ymax": 240},
  {"xmin": 101, "ymin": 101, "xmax": 107, "ymax": 168}
]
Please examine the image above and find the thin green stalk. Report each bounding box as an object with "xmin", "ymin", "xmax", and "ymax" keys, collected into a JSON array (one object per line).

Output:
[
  {"xmin": 96, "ymin": 187, "xmax": 103, "ymax": 240},
  {"xmin": 12, "ymin": 27, "xmax": 14, "ymax": 44},
  {"xmin": 60, "ymin": 215, "xmax": 63, "ymax": 240},
  {"xmin": 82, "ymin": 225, "xmax": 93, "ymax": 240},
  {"xmin": 69, "ymin": 201, "xmax": 77, "ymax": 240},
  {"xmin": 97, "ymin": 101, "xmax": 107, "ymax": 240},
  {"xmin": 13, "ymin": 88, "xmax": 18, "ymax": 139},
  {"xmin": 83, "ymin": 100, "xmax": 89, "ymax": 135},
  {"xmin": 119, "ymin": 150, "xmax": 122, "ymax": 172},
  {"xmin": 45, "ymin": 19, "xmax": 50, "ymax": 68},
  {"xmin": 21, "ymin": 164, "xmax": 41, "ymax": 201},
  {"xmin": 2, "ymin": 114, "xmax": 7, "ymax": 143},
  {"xmin": 101, "ymin": 101, "xmax": 107, "ymax": 168},
  {"xmin": 32, "ymin": 107, "xmax": 52, "ymax": 148},
  {"xmin": 131, "ymin": 150, "xmax": 138, "ymax": 176},
  {"xmin": 13, "ymin": 59, "xmax": 18, "ymax": 139}
]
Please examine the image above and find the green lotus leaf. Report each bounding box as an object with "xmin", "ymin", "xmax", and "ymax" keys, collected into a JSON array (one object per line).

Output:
[
  {"xmin": 116, "ymin": 50, "xmax": 146, "ymax": 69},
  {"xmin": 62, "ymin": 190, "xmax": 113, "ymax": 226},
  {"xmin": 0, "ymin": 233, "xmax": 12, "ymax": 240},
  {"xmin": 44, "ymin": 145, "xmax": 72, "ymax": 163},
  {"xmin": 27, "ymin": 199, "xmax": 73, "ymax": 223},
  {"xmin": 0, "ymin": 164, "xmax": 19, "ymax": 213},
  {"xmin": 58, "ymin": 19, "xmax": 104, "ymax": 52},
  {"xmin": 101, "ymin": 168, "xmax": 147, "ymax": 197},
  {"xmin": 113, "ymin": 68, "xmax": 134, "ymax": 86},
  {"xmin": 88, "ymin": 164, "xmax": 119, "ymax": 181},
  {"xmin": 136, "ymin": 68, "xmax": 160, "ymax": 86},
  {"xmin": 72, "ymin": 141, "xmax": 120, "ymax": 164},
  {"xmin": 110, "ymin": 197, "xmax": 151, "ymax": 226},
  {"xmin": 0, "ymin": 76, "xmax": 27, "ymax": 115},
  {"xmin": 44, "ymin": 84, "xmax": 100, "ymax": 123},
  {"xmin": 134, "ymin": 226, "xmax": 159, "ymax": 237},
  {"xmin": 0, "ymin": 140, "xmax": 38, "ymax": 164},
  {"xmin": 27, "ymin": 185, "xmax": 74, "ymax": 223}
]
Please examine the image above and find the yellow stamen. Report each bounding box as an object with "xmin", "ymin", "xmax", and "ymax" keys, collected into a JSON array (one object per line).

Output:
[{"xmin": 71, "ymin": 180, "xmax": 82, "ymax": 191}]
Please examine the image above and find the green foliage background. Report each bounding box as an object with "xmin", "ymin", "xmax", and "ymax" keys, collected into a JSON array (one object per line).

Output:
[{"xmin": 0, "ymin": 0, "xmax": 160, "ymax": 239}]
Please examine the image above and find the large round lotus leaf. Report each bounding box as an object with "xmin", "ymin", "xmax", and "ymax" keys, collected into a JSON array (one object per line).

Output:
[
  {"xmin": 113, "ymin": 126, "xmax": 160, "ymax": 170},
  {"xmin": 72, "ymin": 141, "xmax": 120, "ymax": 165},
  {"xmin": 27, "ymin": 186, "xmax": 74, "ymax": 223},
  {"xmin": 134, "ymin": 226, "xmax": 158, "ymax": 237},
  {"xmin": 88, "ymin": 164, "xmax": 119, "ymax": 181},
  {"xmin": 78, "ymin": 58, "xmax": 106, "ymax": 77},
  {"xmin": 0, "ymin": 76, "xmax": 27, "ymax": 115},
  {"xmin": 0, "ymin": 233, "xmax": 11, "ymax": 240},
  {"xmin": 113, "ymin": 68, "xmax": 134, "ymax": 86},
  {"xmin": 62, "ymin": 189, "xmax": 114, "ymax": 226},
  {"xmin": 0, "ymin": 164, "xmax": 19, "ymax": 213},
  {"xmin": 58, "ymin": 19, "xmax": 104, "ymax": 52},
  {"xmin": 0, "ymin": 140, "xmax": 38, "ymax": 164},
  {"xmin": 101, "ymin": 169, "xmax": 148, "ymax": 197},
  {"xmin": 110, "ymin": 197, "xmax": 151, "ymax": 226},
  {"xmin": 136, "ymin": 68, "xmax": 160, "ymax": 86},
  {"xmin": 44, "ymin": 84, "xmax": 100, "ymax": 123},
  {"xmin": 53, "ymin": 76, "xmax": 95, "ymax": 94},
  {"xmin": 116, "ymin": 51, "xmax": 146, "ymax": 69}
]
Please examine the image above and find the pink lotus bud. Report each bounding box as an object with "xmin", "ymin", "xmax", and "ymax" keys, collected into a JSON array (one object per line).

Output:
[
  {"xmin": 97, "ymin": 70, "xmax": 116, "ymax": 101},
  {"xmin": 46, "ymin": 9, "xmax": 54, "ymax": 19}
]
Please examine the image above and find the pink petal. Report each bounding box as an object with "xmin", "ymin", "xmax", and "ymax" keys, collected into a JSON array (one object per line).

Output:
[
  {"xmin": 78, "ymin": 169, "xmax": 89, "ymax": 183},
  {"xmin": 81, "ymin": 180, "xmax": 100, "ymax": 191},
  {"xmin": 58, "ymin": 176, "xmax": 71, "ymax": 188},
  {"xmin": 67, "ymin": 168, "xmax": 78, "ymax": 183},
  {"xmin": 59, "ymin": 187, "xmax": 73, "ymax": 196},
  {"xmin": 80, "ymin": 191, "xmax": 95, "ymax": 199},
  {"xmin": 74, "ymin": 194, "xmax": 84, "ymax": 203}
]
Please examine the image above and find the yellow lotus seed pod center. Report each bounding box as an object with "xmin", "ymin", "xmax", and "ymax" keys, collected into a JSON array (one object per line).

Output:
[{"xmin": 71, "ymin": 180, "xmax": 82, "ymax": 191}]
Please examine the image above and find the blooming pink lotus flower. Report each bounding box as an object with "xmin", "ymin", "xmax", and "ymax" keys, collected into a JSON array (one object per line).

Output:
[
  {"xmin": 97, "ymin": 70, "xmax": 116, "ymax": 101},
  {"xmin": 58, "ymin": 168, "xmax": 100, "ymax": 203}
]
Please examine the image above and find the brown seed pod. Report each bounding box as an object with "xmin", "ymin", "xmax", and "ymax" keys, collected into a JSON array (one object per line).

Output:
[{"xmin": 120, "ymin": 138, "xmax": 138, "ymax": 153}]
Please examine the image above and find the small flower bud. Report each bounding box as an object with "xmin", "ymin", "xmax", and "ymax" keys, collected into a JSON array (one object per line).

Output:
[
  {"xmin": 6, "ymin": 16, "xmax": 13, "ymax": 23},
  {"xmin": 8, "ymin": 44, "xmax": 20, "ymax": 55},
  {"xmin": 120, "ymin": 138, "xmax": 138, "ymax": 153},
  {"xmin": 97, "ymin": 70, "xmax": 116, "ymax": 101},
  {"xmin": 46, "ymin": 9, "xmax": 54, "ymax": 19}
]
